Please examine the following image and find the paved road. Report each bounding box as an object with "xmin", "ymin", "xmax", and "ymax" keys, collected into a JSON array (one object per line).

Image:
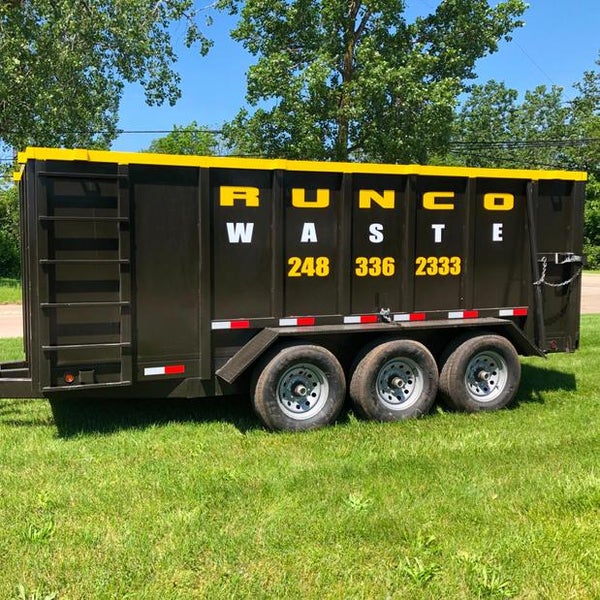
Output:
[
  {"xmin": 0, "ymin": 304, "xmax": 23, "ymax": 338},
  {"xmin": 581, "ymin": 272, "xmax": 600, "ymax": 315},
  {"xmin": 1, "ymin": 274, "xmax": 599, "ymax": 338}
]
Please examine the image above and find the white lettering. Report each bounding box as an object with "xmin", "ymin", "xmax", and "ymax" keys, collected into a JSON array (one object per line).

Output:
[
  {"xmin": 301, "ymin": 223, "xmax": 318, "ymax": 243},
  {"xmin": 493, "ymin": 223, "xmax": 504, "ymax": 242},
  {"xmin": 226, "ymin": 222, "xmax": 254, "ymax": 244},
  {"xmin": 431, "ymin": 224, "xmax": 446, "ymax": 243},
  {"xmin": 369, "ymin": 223, "xmax": 384, "ymax": 244}
]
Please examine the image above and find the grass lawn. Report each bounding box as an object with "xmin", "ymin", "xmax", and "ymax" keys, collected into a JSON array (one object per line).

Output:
[
  {"xmin": 0, "ymin": 277, "xmax": 22, "ymax": 304},
  {"xmin": 1, "ymin": 317, "xmax": 599, "ymax": 599}
]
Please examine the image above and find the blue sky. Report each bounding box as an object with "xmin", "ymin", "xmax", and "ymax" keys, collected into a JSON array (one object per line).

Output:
[{"xmin": 112, "ymin": 1, "xmax": 600, "ymax": 152}]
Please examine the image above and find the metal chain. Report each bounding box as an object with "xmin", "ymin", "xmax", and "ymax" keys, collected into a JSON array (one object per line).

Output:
[{"xmin": 533, "ymin": 255, "xmax": 583, "ymax": 288}]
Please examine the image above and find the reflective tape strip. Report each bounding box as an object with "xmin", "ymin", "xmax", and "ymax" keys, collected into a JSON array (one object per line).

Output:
[
  {"xmin": 448, "ymin": 310, "xmax": 479, "ymax": 319},
  {"xmin": 144, "ymin": 365, "xmax": 185, "ymax": 376},
  {"xmin": 393, "ymin": 312, "xmax": 426, "ymax": 322},
  {"xmin": 210, "ymin": 308, "xmax": 527, "ymax": 331},
  {"xmin": 344, "ymin": 315, "xmax": 379, "ymax": 324},
  {"xmin": 144, "ymin": 367, "xmax": 165, "ymax": 376},
  {"xmin": 279, "ymin": 317, "xmax": 316, "ymax": 327},
  {"xmin": 499, "ymin": 308, "xmax": 528, "ymax": 317},
  {"xmin": 211, "ymin": 320, "xmax": 251, "ymax": 330}
]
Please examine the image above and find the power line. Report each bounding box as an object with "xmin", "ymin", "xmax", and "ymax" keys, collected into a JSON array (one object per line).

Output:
[
  {"xmin": 512, "ymin": 39, "xmax": 558, "ymax": 88},
  {"xmin": 449, "ymin": 138, "xmax": 600, "ymax": 148},
  {"xmin": 4, "ymin": 129, "xmax": 223, "ymax": 136},
  {"xmin": 3, "ymin": 131, "xmax": 597, "ymax": 145},
  {"xmin": 0, "ymin": 136, "xmax": 597, "ymax": 170}
]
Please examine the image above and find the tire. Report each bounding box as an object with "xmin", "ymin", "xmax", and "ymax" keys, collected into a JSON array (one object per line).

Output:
[
  {"xmin": 349, "ymin": 340, "xmax": 439, "ymax": 422},
  {"xmin": 439, "ymin": 334, "xmax": 521, "ymax": 412},
  {"xmin": 252, "ymin": 344, "xmax": 346, "ymax": 431}
]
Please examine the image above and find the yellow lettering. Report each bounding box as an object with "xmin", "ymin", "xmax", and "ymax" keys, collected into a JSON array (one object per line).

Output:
[
  {"xmin": 219, "ymin": 186, "xmax": 260, "ymax": 207},
  {"xmin": 423, "ymin": 191, "xmax": 455, "ymax": 210},
  {"xmin": 288, "ymin": 256, "xmax": 330, "ymax": 277},
  {"xmin": 484, "ymin": 192, "xmax": 514, "ymax": 211},
  {"xmin": 292, "ymin": 188, "xmax": 330, "ymax": 208},
  {"xmin": 358, "ymin": 189, "xmax": 395, "ymax": 209},
  {"xmin": 415, "ymin": 256, "xmax": 462, "ymax": 276}
]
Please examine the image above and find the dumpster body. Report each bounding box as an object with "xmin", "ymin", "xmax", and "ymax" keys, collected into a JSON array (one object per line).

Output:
[{"xmin": 0, "ymin": 148, "xmax": 586, "ymax": 430}]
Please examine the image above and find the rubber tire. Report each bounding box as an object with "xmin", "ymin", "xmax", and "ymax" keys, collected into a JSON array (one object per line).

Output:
[
  {"xmin": 252, "ymin": 344, "xmax": 346, "ymax": 432},
  {"xmin": 350, "ymin": 340, "xmax": 439, "ymax": 422},
  {"xmin": 439, "ymin": 334, "xmax": 521, "ymax": 412}
]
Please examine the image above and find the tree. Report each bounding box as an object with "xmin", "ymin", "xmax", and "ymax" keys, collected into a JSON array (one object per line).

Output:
[
  {"xmin": 568, "ymin": 55, "xmax": 600, "ymax": 176},
  {"xmin": 565, "ymin": 56, "xmax": 600, "ymax": 267},
  {"xmin": 144, "ymin": 122, "xmax": 219, "ymax": 155},
  {"xmin": 449, "ymin": 81, "xmax": 570, "ymax": 169},
  {"xmin": 0, "ymin": 185, "xmax": 20, "ymax": 278},
  {"xmin": 0, "ymin": 0, "xmax": 213, "ymax": 151},
  {"xmin": 449, "ymin": 54, "xmax": 599, "ymax": 174},
  {"xmin": 449, "ymin": 56, "xmax": 600, "ymax": 267},
  {"xmin": 222, "ymin": 0, "xmax": 527, "ymax": 162},
  {"xmin": 447, "ymin": 80, "xmax": 519, "ymax": 167}
]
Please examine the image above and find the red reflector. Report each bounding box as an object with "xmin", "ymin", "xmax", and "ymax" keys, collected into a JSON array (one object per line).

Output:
[
  {"xmin": 514, "ymin": 308, "xmax": 528, "ymax": 316},
  {"xmin": 165, "ymin": 365, "xmax": 185, "ymax": 375},
  {"xmin": 297, "ymin": 317, "xmax": 316, "ymax": 326},
  {"xmin": 410, "ymin": 312, "xmax": 426, "ymax": 321},
  {"xmin": 464, "ymin": 310, "xmax": 479, "ymax": 319},
  {"xmin": 230, "ymin": 320, "xmax": 250, "ymax": 329},
  {"xmin": 361, "ymin": 315, "xmax": 379, "ymax": 323}
]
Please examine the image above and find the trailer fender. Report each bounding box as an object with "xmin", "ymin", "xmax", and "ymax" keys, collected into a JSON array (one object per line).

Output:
[
  {"xmin": 216, "ymin": 328, "xmax": 281, "ymax": 384},
  {"xmin": 215, "ymin": 318, "xmax": 543, "ymax": 385}
]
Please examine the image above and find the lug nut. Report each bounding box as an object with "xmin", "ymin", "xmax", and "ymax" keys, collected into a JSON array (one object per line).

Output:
[{"xmin": 293, "ymin": 384, "xmax": 308, "ymax": 397}]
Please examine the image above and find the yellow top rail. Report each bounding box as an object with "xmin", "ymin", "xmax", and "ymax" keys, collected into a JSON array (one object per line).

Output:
[{"xmin": 17, "ymin": 146, "xmax": 588, "ymax": 182}]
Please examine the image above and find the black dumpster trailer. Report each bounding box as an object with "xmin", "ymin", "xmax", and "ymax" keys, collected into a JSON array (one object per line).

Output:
[{"xmin": 0, "ymin": 148, "xmax": 586, "ymax": 430}]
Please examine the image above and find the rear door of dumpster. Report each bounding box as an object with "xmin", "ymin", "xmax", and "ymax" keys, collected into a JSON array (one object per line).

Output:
[
  {"xmin": 531, "ymin": 180, "xmax": 585, "ymax": 353},
  {"xmin": 31, "ymin": 159, "xmax": 132, "ymax": 392}
]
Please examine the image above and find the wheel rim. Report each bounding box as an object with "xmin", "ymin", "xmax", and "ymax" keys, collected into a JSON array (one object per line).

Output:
[
  {"xmin": 276, "ymin": 362, "xmax": 329, "ymax": 420},
  {"xmin": 375, "ymin": 357, "xmax": 424, "ymax": 411},
  {"xmin": 464, "ymin": 350, "xmax": 508, "ymax": 402}
]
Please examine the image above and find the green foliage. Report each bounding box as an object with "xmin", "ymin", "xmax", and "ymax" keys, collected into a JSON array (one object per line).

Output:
[
  {"xmin": 449, "ymin": 54, "xmax": 600, "ymax": 175},
  {"xmin": 449, "ymin": 56, "xmax": 599, "ymax": 266},
  {"xmin": 400, "ymin": 557, "xmax": 441, "ymax": 587},
  {"xmin": 144, "ymin": 121, "xmax": 218, "ymax": 155},
  {"xmin": 450, "ymin": 81, "xmax": 570, "ymax": 169},
  {"xmin": 584, "ymin": 244, "xmax": 600, "ymax": 270},
  {"xmin": 460, "ymin": 554, "xmax": 515, "ymax": 599},
  {"xmin": 570, "ymin": 55, "xmax": 600, "ymax": 175},
  {"xmin": 1, "ymin": 316, "xmax": 600, "ymax": 597},
  {"xmin": 0, "ymin": 0, "xmax": 213, "ymax": 150},
  {"xmin": 584, "ymin": 178, "xmax": 600, "ymax": 269},
  {"xmin": 0, "ymin": 186, "xmax": 19, "ymax": 278},
  {"xmin": 16, "ymin": 585, "xmax": 58, "ymax": 600},
  {"xmin": 585, "ymin": 176, "xmax": 600, "ymax": 243},
  {"xmin": 222, "ymin": 0, "xmax": 527, "ymax": 162}
]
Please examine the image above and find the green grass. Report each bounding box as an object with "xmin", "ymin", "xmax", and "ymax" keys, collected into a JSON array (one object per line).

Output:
[
  {"xmin": 1, "ymin": 318, "xmax": 600, "ymax": 599},
  {"xmin": 0, "ymin": 277, "xmax": 22, "ymax": 304},
  {"xmin": 0, "ymin": 337, "xmax": 24, "ymax": 362}
]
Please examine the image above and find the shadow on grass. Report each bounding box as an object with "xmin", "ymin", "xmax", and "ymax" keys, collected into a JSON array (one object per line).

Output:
[
  {"xmin": 48, "ymin": 394, "xmax": 355, "ymax": 439},
  {"xmin": 10, "ymin": 362, "xmax": 574, "ymax": 438},
  {"xmin": 49, "ymin": 394, "xmax": 264, "ymax": 438},
  {"xmin": 0, "ymin": 399, "xmax": 55, "ymax": 427},
  {"xmin": 515, "ymin": 363, "xmax": 577, "ymax": 405}
]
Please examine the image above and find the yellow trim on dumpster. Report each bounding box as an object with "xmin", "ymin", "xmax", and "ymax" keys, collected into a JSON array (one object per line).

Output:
[{"xmin": 17, "ymin": 146, "xmax": 588, "ymax": 182}]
